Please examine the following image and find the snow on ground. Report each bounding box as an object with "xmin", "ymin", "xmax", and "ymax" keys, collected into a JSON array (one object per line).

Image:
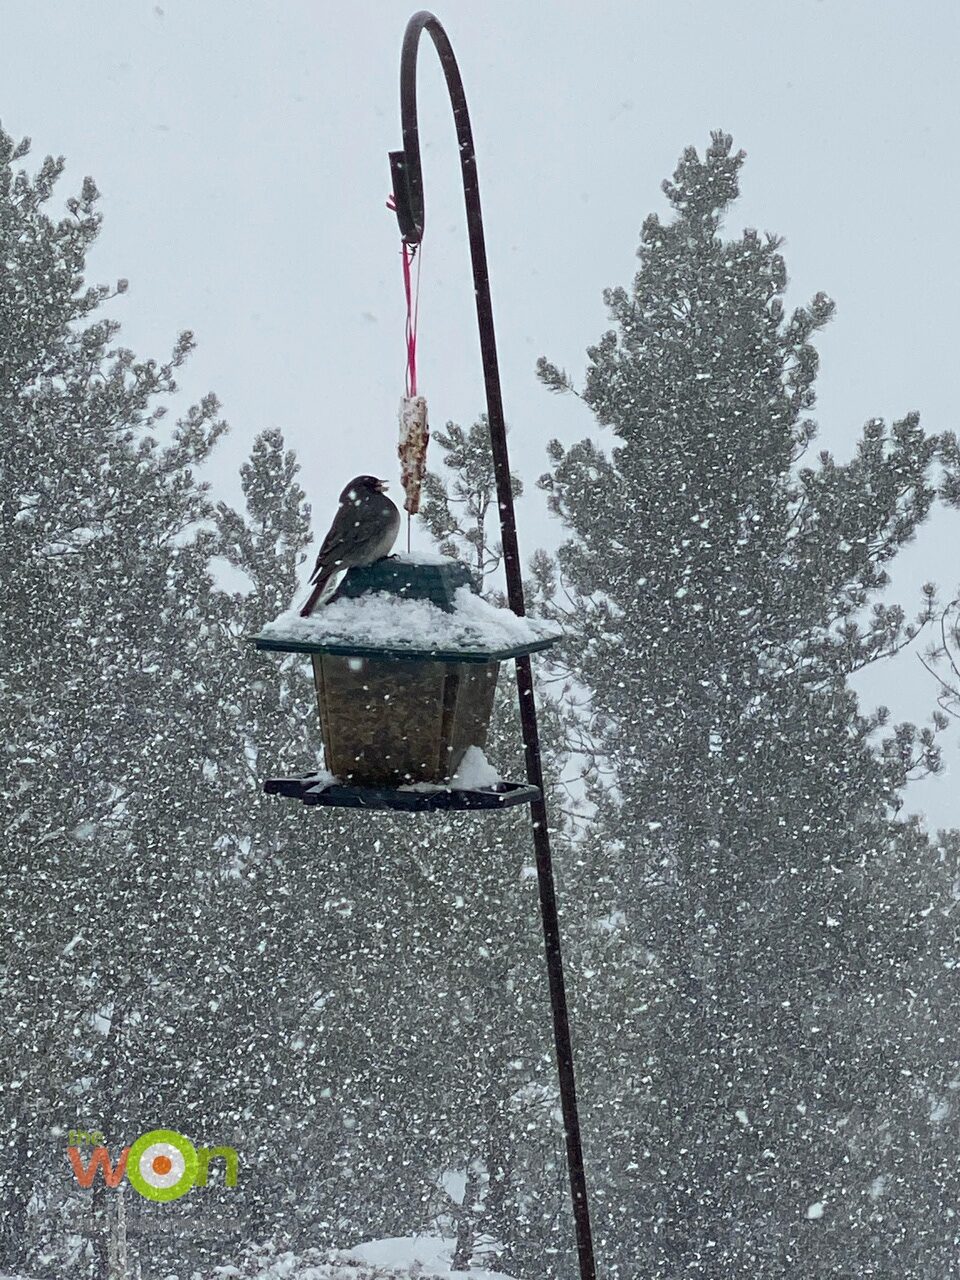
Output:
[
  {"xmin": 347, "ymin": 1235, "xmax": 515, "ymax": 1278},
  {"xmin": 260, "ymin": 587, "xmax": 558, "ymax": 654},
  {"xmin": 1, "ymin": 1236, "xmax": 518, "ymax": 1280},
  {"xmin": 194, "ymin": 1236, "xmax": 517, "ymax": 1280}
]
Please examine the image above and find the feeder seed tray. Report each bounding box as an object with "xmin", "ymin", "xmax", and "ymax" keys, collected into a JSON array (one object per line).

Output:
[{"xmin": 264, "ymin": 775, "xmax": 541, "ymax": 812}]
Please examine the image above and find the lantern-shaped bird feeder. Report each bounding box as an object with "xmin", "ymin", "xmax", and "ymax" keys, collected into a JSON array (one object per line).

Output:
[{"xmin": 251, "ymin": 555, "xmax": 557, "ymax": 811}]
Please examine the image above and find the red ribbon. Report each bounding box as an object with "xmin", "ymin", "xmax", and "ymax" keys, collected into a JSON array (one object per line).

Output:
[
  {"xmin": 388, "ymin": 191, "xmax": 421, "ymax": 397},
  {"xmin": 401, "ymin": 241, "xmax": 420, "ymax": 397}
]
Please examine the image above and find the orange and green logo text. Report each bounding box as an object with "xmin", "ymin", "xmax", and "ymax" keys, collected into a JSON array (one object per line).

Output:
[{"xmin": 67, "ymin": 1128, "xmax": 238, "ymax": 1202}]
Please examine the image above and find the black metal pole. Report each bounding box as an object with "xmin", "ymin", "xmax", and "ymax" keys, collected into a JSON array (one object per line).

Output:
[{"xmin": 389, "ymin": 15, "xmax": 597, "ymax": 1280}]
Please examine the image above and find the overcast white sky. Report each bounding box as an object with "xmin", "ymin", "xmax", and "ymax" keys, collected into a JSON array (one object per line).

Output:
[{"xmin": 2, "ymin": 0, "xmax": 957, "ymax": 828}]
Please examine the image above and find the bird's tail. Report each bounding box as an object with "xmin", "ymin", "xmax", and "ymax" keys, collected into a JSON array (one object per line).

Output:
[{"xmin": 299, "ymin": 575, "xmax": 332, "ymax": 618}]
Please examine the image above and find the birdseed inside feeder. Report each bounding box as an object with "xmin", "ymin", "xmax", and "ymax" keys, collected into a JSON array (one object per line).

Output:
[{"xmin": 250, "ymin": 554, "xmax": 559, "ymax": 811}]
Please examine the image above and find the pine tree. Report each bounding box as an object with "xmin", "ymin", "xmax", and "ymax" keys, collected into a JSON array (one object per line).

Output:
[
  {"xmin": 921, "ymin": 427, "xmax": 960, "ymax": 717},
  {"xmin": 419, "ymin": 415, "xmax": 522, "ymax": 589},
  {"xmin": 214, "ymin": 426, "xmax": 316, "ymax": 853},
  {"xmin": 0, "ymin": 124, "xmax": 228, "ymax": 1277},
  {"xmin": 536, "ymin": 132, "xmax": 952, "ymax": 1277},
  {"xmin": 198, "ymin": 431, "xmax": 368, "ymax": 1258},
  {"xmin": 921, "ymin": 595, "xmax": 960, "ymax": 721}
]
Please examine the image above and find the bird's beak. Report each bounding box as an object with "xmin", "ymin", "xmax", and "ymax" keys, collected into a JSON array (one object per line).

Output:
[{"xmin": 377, "ymin": 480, "xmax": 389, "ymax": 492}]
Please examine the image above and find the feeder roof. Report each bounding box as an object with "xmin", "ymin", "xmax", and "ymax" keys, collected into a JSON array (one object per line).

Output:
[{"xmin": 252, "ymin": 565, "xmax": 560, "ymax": 663}]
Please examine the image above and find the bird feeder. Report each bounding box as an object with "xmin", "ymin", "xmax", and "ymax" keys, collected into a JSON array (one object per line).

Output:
[{"xmin": 251, "ymin": 557, "xmax": 557, "ymax": 811}]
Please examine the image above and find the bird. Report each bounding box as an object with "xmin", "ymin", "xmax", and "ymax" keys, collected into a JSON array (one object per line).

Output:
[{"xmin": 299, "ymin": 475, "xmax": 401, "ymax": 617}]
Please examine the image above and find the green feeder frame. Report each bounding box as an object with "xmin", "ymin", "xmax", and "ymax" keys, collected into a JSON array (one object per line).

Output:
[{"xmin": 251, "ymin": 559, "xmax": 556, "ymax": 810}]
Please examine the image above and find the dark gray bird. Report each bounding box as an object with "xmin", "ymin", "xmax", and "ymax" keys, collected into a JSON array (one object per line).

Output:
[{"xmin": 299, "ymin": 475, "xmax": 400, "ymax": 617}]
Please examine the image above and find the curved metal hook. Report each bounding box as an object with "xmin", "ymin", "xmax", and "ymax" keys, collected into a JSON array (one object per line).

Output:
[
  {"xmin": 389, "ymin": 10, "xmax": 521, "ymax": 617},
  {"xmin": 389, "ymin": 10, "xmax": 474, "ymax": 245}
]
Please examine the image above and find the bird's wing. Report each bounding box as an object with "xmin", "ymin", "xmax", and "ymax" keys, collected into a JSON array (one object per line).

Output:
[{"xmin": 309, "ymin": 505, "xmax": 359, "ymax": 583}]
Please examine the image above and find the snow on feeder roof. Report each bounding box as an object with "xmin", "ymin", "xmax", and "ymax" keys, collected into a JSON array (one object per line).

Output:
[
  {"xmin": 250, "ymin": 556, "xmax": 558, "ymax": 811},
  {"xmin": 252, "ymin": 555, "xmax": 559, "ymax": 664}
]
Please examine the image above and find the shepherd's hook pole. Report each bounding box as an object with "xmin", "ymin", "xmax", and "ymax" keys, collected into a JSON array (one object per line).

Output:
[{"xmin": 389, "ymin": 14, "xmax": 598, "ymax": 1280}]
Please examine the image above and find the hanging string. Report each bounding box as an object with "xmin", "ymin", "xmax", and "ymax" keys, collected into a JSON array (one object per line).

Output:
[
  {"xmin": 401, "ymin": 240, "xmax": 421, "ymax": 398},
  {"xmin": 400, "ymin": 240, "xmax": 422, "ymax": 552},
  {"xmin": 387, "ymin": 193, "xmax": 424, "ymax": 552},
  {"xmin": 386, "ymin": 192, "xmax": 422, "ymax": 397}
]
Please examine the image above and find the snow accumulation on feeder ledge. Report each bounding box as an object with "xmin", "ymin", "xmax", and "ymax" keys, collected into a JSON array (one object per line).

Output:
[
  {"xmin": 249, "ymin": 554, "xmax": 559, "ymax": 812},
  {"xmin": 256, "ymin": 554, "xmax": 558, "ymax": 663}
]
